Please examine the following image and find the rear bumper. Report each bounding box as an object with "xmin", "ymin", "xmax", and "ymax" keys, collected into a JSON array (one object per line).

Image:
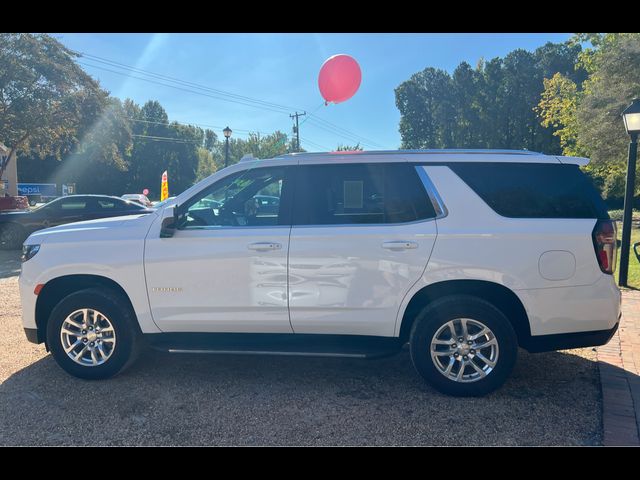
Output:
[
  {"xmin": 516, "ymin": 274, "xmax": 621, "ymax": 336},
  {"xmin": 523, "ymin": 314, "xmax": 620, "ymax": 353}
]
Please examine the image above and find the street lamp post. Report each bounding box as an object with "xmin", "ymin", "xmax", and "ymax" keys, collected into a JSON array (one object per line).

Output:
[
  {"xmin": 619, "ymin": 99, "xmax": 640, "ymax": 287},
  {"xmin": 223, "ymin": 126, "xmax": 232, "ymax": 168}
]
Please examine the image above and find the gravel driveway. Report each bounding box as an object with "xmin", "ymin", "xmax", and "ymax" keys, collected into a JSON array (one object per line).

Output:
[{"xmin": 0, "ymin": 250, "xmax": 603, "ymax": 445}]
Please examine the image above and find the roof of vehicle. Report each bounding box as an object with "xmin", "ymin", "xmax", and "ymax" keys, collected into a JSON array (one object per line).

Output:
[
  {"xmin": 58, "ymin": 194, "xmax": 126, "ymax": 199},
  {"xmin": 50, "ymin": 194, "xmax": 147, "ymax": 206},
  {"xmin": 269, "ymin": 149, "xmax": 589, "ymax": 166}
]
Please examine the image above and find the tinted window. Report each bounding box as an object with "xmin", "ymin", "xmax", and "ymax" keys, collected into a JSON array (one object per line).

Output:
[
  {"xmin": 58, "ymin": 198, "xmax": 88, "ymax": 211},
  {"xmin": 97, "ymin": 199, "xmax": 117, "ymax": 209},
  {"xmin": 96, "ymin": 198, "xmax": 132, "ymax": 211},
  {"xmin": 449, "ymin": 163, "xmax": 609, "ymax": 219},
  {"xmin": 293, "ymin": 163, "xmax": 435, "ymax": 225},
  {"xmin": 181, "ymin": 166, "xmax": 290, "ymax": 228}
]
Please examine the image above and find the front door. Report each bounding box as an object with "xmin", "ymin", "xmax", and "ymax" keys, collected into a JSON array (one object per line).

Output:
[
  {"xmin": 288, "ymin": 162, "xmax": 438, "ymax": 337},
  {"xmin": 41, "ymin": 196, "xmax": 91, "ymax": 228},
  {"xmin": 144, "ymin": 165, "xmax": 294, "ymax": 333}
]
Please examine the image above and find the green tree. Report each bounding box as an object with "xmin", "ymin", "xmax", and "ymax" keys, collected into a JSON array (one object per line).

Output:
[
  {"xmin": 395, "ymin": 41, "xmax": 584, "ymax": 154},
  {"xmin": 204, "ymin": 129, "xmax": 218, "ymax": 151},
  {"xmin": 219, "ymin": 131, "xmax": 291, "ymax": 169},
  {"xmin": 395, "ymin": 67, "xmax": 455, "ymax": 148},
  {"xmin": 537, "ymin": 33, "xmax": 640, "ymax": 199},
  {"xmin": 536, "ymin": 73, "xmax": 581, "ymax": 155},
  {"xmin": 0, "ymin": 33, "xmax": 104, "ymax": 180},
  {"xmin": 125, "ymin": 100, "xmax": 203, "ymax": 197},
  {"xmin": 63, "ymin": 98, "xmax": 133, "ymax": 195},
  {"xmin": 195, "ymin": 147, "xmax": 217, "ymax": 181},
  {"xmin": 17, "ymin": 94, "xmax": 133, "ymax": 197},
  {"xmin": 335, "ymin": 143, "xmax": 363, "ymax": 151}
]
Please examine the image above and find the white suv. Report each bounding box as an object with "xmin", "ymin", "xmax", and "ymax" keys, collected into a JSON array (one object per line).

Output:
[{"xmin": 18, "ymin": 150, "xmax": 621, "ymax": 396}]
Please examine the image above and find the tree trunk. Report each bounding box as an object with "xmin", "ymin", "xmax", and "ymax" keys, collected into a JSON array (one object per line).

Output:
[{"xmin": 0, "ymin": 132, "xmax": 29, "ymax": 182}]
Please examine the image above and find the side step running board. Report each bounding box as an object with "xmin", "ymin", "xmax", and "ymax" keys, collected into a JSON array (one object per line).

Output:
[
  {"xmin": 167, "ymin": 349, "xmax": 374, "ymax": 358},
  {"xmin": 145, "ymin": 332, "xmax": 403, "ymax": 360}
]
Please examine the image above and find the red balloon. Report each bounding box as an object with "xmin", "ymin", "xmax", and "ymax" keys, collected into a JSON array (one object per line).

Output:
[
  {"xmin": 318, "ymin": 54, "xmax": 362, "ymax": 104},
  {"xmin": 143, "ymin": 188, "xmax": 149, "ymax": 196}
]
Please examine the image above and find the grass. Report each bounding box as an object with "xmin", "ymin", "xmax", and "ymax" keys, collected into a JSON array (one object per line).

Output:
[{"xmin": 614, "ymin": 220, "xmax": 640, "ymax": 289}]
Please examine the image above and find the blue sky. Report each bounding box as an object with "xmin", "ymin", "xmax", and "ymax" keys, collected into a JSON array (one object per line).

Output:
[{"xmin": 56, "ymin": 33, "xmax": 572, "ymax": 151}]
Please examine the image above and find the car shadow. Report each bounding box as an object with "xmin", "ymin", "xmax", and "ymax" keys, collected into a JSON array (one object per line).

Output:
[
  {"xmin": 0, "ymin": 249, "xmax": 21, "ymax": 280},
  {"xmin": 0, "ymin": 345, "xmax": 613, "ymax": 446}
]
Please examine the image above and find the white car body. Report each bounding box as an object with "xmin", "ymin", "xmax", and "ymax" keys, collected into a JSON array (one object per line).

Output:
[{"xmin": 19, "ymin": 150, "xmax": 621, "ymax": 388}]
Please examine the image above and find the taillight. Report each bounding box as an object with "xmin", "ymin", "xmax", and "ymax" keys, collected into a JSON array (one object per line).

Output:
[{"xmin": 592, "ymin": 220, "xmax": 617, "ymax": 274}]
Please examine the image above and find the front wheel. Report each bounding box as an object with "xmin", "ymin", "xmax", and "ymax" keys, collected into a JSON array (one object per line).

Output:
[
  {"xmin": 46, "ymin": 288, "xmax": 140, "ymax": 380},
  {"xmin": 409, "ymin": 295, "xmax": 518, "ymax": 397}
]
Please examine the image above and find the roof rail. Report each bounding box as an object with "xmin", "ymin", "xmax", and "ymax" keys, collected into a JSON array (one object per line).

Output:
[
  {"xmin": 284, "ymin": 149, "xmax": 543, "ymax": 157},
  {"xmin": 239, "ymin": 154, "xmax": 258, "ymax": 162}
]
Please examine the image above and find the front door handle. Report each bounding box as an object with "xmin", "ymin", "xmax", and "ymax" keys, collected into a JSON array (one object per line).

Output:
[
  {"xmin": 248, "ymin": 242, "xmax": 282, "ymax": 251},
  {"xmin": 382, "ymin": 241, "xmax": 418, "ymax": 250}
]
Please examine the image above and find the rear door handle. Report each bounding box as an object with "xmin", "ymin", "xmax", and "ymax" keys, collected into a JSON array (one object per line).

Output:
[
  {"xmin": 382, "ymin": 241, "xmax": 418, "ymax": 250},
  {"xmin": 248, "ymin": 242, "xmax": 282, "ymax": 251}
]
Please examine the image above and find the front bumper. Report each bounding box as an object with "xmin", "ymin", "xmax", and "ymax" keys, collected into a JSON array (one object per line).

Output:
[{"xmin": 18, "ymin": 270, "xmax": 38, "ymax": 330}]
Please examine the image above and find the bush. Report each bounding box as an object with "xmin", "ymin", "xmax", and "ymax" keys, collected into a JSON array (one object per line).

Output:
[{"xmin": 608, "ymin": 209, "xmax": 640, "ymax": 221}]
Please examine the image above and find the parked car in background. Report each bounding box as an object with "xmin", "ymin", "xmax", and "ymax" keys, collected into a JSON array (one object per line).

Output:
[
  {"xmin": 25, "ymin": 195, "xmax": 58, "ymax": 207},
  {"xmin": 121, "ymin": 194, "xmax": 152, "ymax": 208},
  {"xmin": 151, "ymin": 196, "xmax": 175, "ymax": 208},
  {"xmin": 0, "ymin": 195, "xmax": 29, "ymax": 212},
  {"xmin": 253, "ymin": 195, "xmax": 280, "ymax": 215},
  {"xmin": 0, "ymin": 194, "xmax": 152, "ymax": 249}
]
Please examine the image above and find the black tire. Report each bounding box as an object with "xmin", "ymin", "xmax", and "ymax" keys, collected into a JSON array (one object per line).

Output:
[
  {"xmin": 46, "ymin": 288, "xmax": 141, "ymax": 380},
  {"xmin": 409, "ymin": 295, "xmax": 517, "ymax": 397},
  {"xmin": 0, "ymin": 223, "xmax": 26, "ymax": 250}
]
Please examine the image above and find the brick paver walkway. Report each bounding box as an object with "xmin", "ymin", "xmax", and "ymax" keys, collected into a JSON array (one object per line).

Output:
[{"xmin": 597, "ymin": 289, "xmax": 640, "ymax": 446}]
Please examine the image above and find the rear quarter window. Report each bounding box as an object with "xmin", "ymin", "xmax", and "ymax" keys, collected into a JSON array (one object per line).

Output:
[{"xmin": 448, "ymin": 162, "xmax": 609, "ymax": 219}]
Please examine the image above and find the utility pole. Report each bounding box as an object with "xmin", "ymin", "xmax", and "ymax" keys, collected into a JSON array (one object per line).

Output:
[{"xmin": 290, "ymin": 111, "xmax": 306, "ymax": 152}]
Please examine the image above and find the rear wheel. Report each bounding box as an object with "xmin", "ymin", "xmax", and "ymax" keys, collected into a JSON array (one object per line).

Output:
[
  {"xmin": 47, "ymin": 288, "xmax": 140, "ymax": 380},
  {"xmin": 0, "ymin": 223, "xmax": 25, "ymax": 250},
  {"xmin": 409, "ymin": 295, "xmax": 518, "ymax": 397}
]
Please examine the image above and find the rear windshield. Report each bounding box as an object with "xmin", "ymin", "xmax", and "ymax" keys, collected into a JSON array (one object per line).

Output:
[{"xmin": 448, "ymin": 162, "xmax": 609, "ymax": 219}]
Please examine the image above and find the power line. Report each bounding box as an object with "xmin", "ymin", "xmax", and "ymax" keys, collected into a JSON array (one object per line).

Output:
[
  {"xmin": 81, "ymin": 52, "xmax": 295, "ymax": 113},
  {"xmin": 84, "ymin": 59, "xmax": 376, "ymax": 149},
  {"xmin": 299, "ymin": 137, "xmax": 330, "ymax": 151},
  {"xmin": 131, "ymin": 134, "xmax": 201, "ymax": 143},
  {"xmin": 78, "ymin": 51, "xmax": 389, "ymax": 149},
  {"xmin": 305, "ymin": 115, "xmax": 387, "ymax": 149},
  {"xmin": 126, "ymin": 117, "xmax": 263, "ymax": 135},
  {"xmin": 302, "ymin": 118, "xmax": 378, "ymax": 149},
  {"xmin": 78, "ymin": 61, "xmax": 290, "ymax": 115},
  {"xmin": 80, "ymin": 57, "xmax": 385, "ymax": 148}
]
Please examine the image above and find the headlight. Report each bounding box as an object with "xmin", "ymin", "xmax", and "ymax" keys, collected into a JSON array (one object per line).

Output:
[{"xmin": 21, "ymin": 244, "xmax": 40, "ymax": 262}]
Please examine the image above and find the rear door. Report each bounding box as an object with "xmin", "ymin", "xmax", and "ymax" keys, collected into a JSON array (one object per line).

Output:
[{"xmin": 288, "ymin": 162, "xmax": 438, "ymax": 337}]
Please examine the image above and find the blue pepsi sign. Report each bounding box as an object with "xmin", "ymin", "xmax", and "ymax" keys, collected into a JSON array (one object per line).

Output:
[{"xmin": 17, "ymin": 183, "xmax": 57, "ymax": 197}]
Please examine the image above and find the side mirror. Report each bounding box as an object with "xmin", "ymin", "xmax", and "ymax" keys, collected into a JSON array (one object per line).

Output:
[{"xmin": 160, "ymin": 205, "xmax": 179, "ymax": 238}]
